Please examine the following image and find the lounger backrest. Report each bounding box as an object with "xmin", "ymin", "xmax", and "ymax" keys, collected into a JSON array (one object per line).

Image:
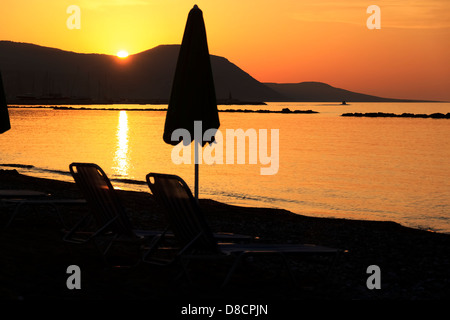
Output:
[
  {"xmin": 146, "ymin": 173, "xmax": 219, "ymax": 254},
  {"xmin": 69, "ymin": 162, "xmax": 134, "ymax": 237}
]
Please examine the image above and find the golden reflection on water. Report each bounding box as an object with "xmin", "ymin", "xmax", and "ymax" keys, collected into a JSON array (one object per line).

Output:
[
  {"xmin": 113, "ymin": 110, "xmax": 129, "ymax": 176},
  {"xmin": 3, "ymin": 103, "xmax": 450, "ymax": 232}
]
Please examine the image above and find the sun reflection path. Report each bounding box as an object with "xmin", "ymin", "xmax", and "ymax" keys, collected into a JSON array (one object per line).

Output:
[{"xmin": 114, "ymin": 110, "xmax": 130, "ymax": 176}]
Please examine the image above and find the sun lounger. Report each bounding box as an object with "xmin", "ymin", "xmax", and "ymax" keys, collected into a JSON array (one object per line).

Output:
[
  {"xmin": 65, "ymin": 163, "xmax": 252, "ymax": 267},
  {"xmin": 145, "ymin": 172, "xmax": 343, "ymax": 287},
  {"xmin": 64, "ymin": 163, "xmax": 165, "ymax": 267}
]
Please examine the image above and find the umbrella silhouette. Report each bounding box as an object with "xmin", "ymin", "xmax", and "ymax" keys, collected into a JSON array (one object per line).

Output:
[
  {"xmin": 0, "ymin": 70, "xmax": 11, "ymax": 134},
  {"xmin": 163, "ymin": 5, "xmax": 220, "ymax": 200}
]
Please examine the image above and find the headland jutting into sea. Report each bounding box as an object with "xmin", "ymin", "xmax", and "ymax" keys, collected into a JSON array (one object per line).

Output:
[{"xmin": 342, "ymin": 112, "xmax": 450, "ymax": 119}]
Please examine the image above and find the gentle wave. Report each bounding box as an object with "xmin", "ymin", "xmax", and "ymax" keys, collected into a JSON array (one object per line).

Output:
[
  {"xmin": 1, "ymin": 163, "xmax": 148, "ymax": 187},
  {"xmin": 1, "ymin": 164, "xmax": 73, "ymax": 178},
  {"xmin": 0, "ymin": 163, "xmax": 35, "ymax": 169},
  {"xmin": 214, "ymin": 189, "xmax": 302, "ymax": 207},
  {"xmin": 0, "ymin": 163, "xmax": 286, "ymax": 205}
]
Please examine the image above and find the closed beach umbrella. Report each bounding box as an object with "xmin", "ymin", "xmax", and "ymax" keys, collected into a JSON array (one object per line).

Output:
[
  {"xmin": 163, "ymin": 5, "xmax": 220, "ymax": 200},
  {"xmin": 0, "ymin": 71, "xmax": 11, "ymax": 134}
]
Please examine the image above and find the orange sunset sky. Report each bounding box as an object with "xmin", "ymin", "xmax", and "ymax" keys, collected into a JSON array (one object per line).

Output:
[{"xmin": 0, "ymin": 0, "xmax": 449, "ymax": 101}]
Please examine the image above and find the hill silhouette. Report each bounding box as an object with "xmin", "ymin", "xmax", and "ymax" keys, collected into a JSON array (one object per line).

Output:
[
  {"xmin": 0, "ymin": 41, "xmax": 280, "ymax": 104},
  {"xmin": 0, "ymin": 41, "xmax": 418, "ymax": 104},
  {"xmin": 264, "ymin": 82, "xmax": 419, "ymax": 102}
]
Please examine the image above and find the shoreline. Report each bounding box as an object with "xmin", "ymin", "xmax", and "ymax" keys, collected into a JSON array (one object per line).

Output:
[
  {"xmin": 9, "ymin": 105, "xmax": 319, "ymax": 114},
  {"xmin": 3, "ymin": 163, "xmax": 446, "ymax": 234},
  {"xmin": 1, "ymin": 169, "xmax": 450, "ymax": 300}
]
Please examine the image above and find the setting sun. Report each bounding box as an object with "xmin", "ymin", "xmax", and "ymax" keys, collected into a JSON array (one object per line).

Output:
[{"xmin": 117, "ymin": 50, "xmax": 129, "ymax": 58}]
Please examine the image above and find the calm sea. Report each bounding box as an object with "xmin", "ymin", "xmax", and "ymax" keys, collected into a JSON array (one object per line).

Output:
[{"xmin": 1, "ymin": 102, "xmax": 449, "ymax": 233}]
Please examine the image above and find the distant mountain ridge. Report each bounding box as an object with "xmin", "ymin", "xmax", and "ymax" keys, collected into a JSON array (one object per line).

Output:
[
  {"xmin": 264, "ymin": 82, "xmax": 417, "ymax": 102},
  {"xmin": 0, "ymin": 41, "xmax": 419, "ymax": 104}
]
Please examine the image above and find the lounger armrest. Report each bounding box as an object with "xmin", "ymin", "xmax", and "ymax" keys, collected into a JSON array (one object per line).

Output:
[
  {"xmin": 177, "ymin": 231, "xmax": 209, "ymax": 256},
  {"xmin": 63, "ymin": 214, "xmax": 120, "ymax": 244}
]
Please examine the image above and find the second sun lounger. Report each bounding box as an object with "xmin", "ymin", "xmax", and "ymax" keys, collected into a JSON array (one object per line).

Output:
[{"xmin": 146, "ymin": 172, "xmax": 343, "ymax": 287}]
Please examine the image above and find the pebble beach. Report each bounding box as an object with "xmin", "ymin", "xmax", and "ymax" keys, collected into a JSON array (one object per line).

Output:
[{"xmin": 1, "ymin": 169, "xmax": 450, "ymax": 303}]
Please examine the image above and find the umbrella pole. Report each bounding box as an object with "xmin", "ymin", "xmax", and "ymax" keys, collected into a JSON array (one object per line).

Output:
[{"xmin": 194, "ymin": 139, "xmax": 199, "ymax": 202}]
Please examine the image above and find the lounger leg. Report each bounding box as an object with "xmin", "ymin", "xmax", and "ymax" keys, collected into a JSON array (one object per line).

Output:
[
  {"xmin": 279, "ymin": 253, "xmax": 297, "ymax": 286},
  {"xmin": 47, "ymin": 204, "xmax": 68, "ymax": 229},
  {"xmin": 2, "ymin": 205, "xmax": 19, "ymax": 230},
  {"xmin": 141, "ymin": 234, "xmax": 164, "ymax": 263},
  {"xmin": 221, "ymin": 253, "xmax": 245, "ymax": 288},
  {"xmin": 324, "ymin": 251, "xmax": 341, "ymax": 280},
  {"xmin": 179, "ymin": 257, "xmax": 194, "ymax": 285}
]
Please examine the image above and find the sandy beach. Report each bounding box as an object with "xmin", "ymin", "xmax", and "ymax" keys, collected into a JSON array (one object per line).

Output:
[{"xmin": 1, "ymin": 168, "xmax": 450, "ymax": 304}]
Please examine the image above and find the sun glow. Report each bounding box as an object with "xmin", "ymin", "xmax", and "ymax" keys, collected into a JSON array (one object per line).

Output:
[{"xmin": 116, "ymin": 50, "xmax": 129, "ymax": 58}]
